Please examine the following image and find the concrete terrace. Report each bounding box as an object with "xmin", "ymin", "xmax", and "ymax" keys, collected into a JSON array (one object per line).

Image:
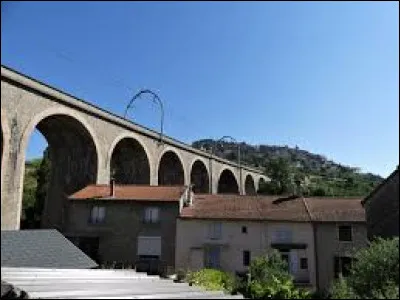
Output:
[{"xmin": 1, "ymin": 267, "xmax": 245, "ymax": 299}]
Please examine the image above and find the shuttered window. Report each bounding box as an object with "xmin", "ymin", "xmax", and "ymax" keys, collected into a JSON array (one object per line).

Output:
[
  {"xmin": 89, "ymin": 206, "xmax": 106, "ymax": 224},
  {"xmin": 144, "ymin": 207, "xmax": 159, "ymax": 224}
]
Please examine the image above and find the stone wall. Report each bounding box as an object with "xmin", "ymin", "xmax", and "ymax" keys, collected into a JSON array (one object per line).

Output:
[
  {"xmin": 65, "ymin": 200, "xmax": 180, "ymax": 273},
  {"xmin": 363, "ymin": 169, "xmax": 399, "ymax": 239},
  {"xmin": 314, "ymin": 222, "xmax": 368, "ymax": 292}
]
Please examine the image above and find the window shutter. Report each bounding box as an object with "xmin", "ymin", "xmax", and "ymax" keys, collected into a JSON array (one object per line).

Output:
[
  {"xmin": 152, "ymin": 208, "xmax": 159, "ymax": 223},
  {"xmin": 90, "ymin": 206, "xmax": 98, "ymax": 223},
  {"xmin": 216, "ymin": 223, "xmax": 222, "ymax": 239},
  {"xmin": 98, "ymin": 207, "xmax": 106, "ymax": 222},
  {"xmin": 144, "ymin": 208, "xmax": 150, "ymax": 223},
  {"xmin": 207, "ymin": 223, "xmax": 213, "ymax": 239}
]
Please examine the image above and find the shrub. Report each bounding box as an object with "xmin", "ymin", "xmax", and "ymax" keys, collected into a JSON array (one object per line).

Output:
[
  {"xmin": 329, "ymin": 237, "xmax": 399, "ymax": 299},
  {"xmin": 330, "ymin": 275, "xmax": 357, "ymax": 299},
  {"xmin": 349, "ymin": 237, "xmax": 399, "ymax": 299},
  {"xmin": 245, "ymin": 250, "xmax": 311, "ymax": 299},
  {"xmin": 186, "ymin": 268, "xmax": 235, "ymax": 293},
  {"xmin": 175, "ymin": 269, "xmax": 187, "ymax": 282}
]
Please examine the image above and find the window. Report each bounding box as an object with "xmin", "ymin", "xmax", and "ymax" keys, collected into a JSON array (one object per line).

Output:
[
  {"xmin": 241, "ymin": 226, "xmax": 247, "ymax": 234},
  {"xmin": 89, "ymin": 206, "xmax": 105, "ymax": 224},
  {"xmin": 338, "ymin": 225, "xmax": 352, "ymax": 241},
  {"xmin": 208, "ymin": 222, "xmax": 222, "ymax": 240},
  {"xmin": 243, "ymin": 251, "xmax": 251, "ymax": 266},
  {"xmin": 205, "ymin": 246, "xmax": 221, "ymax": 268},
  {"xmin": 273, "ymin": 228, "xmax": 292, "ymax": 242},
  {"xmin": 300, "ymin": 258, "xmax": 308, "ymax": 270},
  {"xmin": 334, "ymin": 256, "xmax": 352, "ymax": 278},
  {"xmin": 144, "ymin": 207, "xmax": 159, "ymax": 224}
]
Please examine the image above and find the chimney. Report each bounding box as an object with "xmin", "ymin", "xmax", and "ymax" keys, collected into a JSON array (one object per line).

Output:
[{"xmin": 110, "ymin": 177, "xmax": 115, "ymax": 198}]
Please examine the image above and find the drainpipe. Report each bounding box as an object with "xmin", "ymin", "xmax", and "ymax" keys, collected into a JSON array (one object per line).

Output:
[
  {"xmin": 110, "ymin": 178, "xmax": 115, "ymax": 198},
  {"xmin": 209, "ymin": 145, "xmax": 213, "ymax": 194},
  {"xmin": 312, "ymin": 222, "xmax": 320, "ymax": 291},
  {"xmin": 303, "ymin": 197, "xmax": 319, "ymax": 291}
]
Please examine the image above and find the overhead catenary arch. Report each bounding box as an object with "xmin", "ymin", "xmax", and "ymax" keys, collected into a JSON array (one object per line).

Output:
[
  {"xmin": 217, "ymin": 168, "xmax": 239, "ymax": 194},
  {"xmin": 244, "ymin": 174, "xmax": 256, "ymax": 195},
  {"xmin": 17, "ymin": 107, "xmax": 101, "ymax": 230},
  {"xmin": 158, "ymin": 149, "xmax": 185, "ymax": 185},
  {"xmin": 190, "ymin": 159, "xmax": 210, "ymax": 193},
  {"xmin": 108, "ymin": 134, "xmax": 151, "ymax": 184}
]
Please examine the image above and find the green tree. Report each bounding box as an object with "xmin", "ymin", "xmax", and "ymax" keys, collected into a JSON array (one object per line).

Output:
[
  {"xmin": 21, "ymin": 159, "xmax": 41, "ymax": 229},
  {"xmin": 33, "ymin": 147, "xmax": 51, "ymax": 227},
  {"xmin": 244, "ymin": 250, "xmax": 311, "ymax": 299},
  {"xmin": 330, "ymin": 237, "xmax": 399, "ymax": 299},
  {"xmin": 20, "ymin": 147, "xmax": 51, "ymax": 229},
  {"xmin": 310, "ymin": 186, "xmax": 327, "ymax": 197},
  {"xmin": 260, "ymin": 158, "xmax": 295, "ymax": 195}
]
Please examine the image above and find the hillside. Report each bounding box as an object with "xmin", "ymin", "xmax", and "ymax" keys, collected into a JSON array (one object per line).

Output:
[{"xmin": 192, "ymin": 139, "xmax": 383, "ymax": 197}]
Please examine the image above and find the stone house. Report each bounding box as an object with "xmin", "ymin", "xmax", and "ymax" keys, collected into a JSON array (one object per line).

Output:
[
  {"xmin": 65, "ymin": 182, "xmax": 192, "ymax": 275},
  {"xmin": 175, "ymin": 194, "xmax": 367, "ymax": 292},
  {"xmin": 362, "ymin": 167, "xmax": 399, "ymax": 239},
  {"xmin": 305, "ymin": 198, "xmax": 368, "ymax": 291}
]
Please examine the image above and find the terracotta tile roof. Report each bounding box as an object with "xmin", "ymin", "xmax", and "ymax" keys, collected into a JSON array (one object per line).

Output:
[
  {"xmin": 304, "ymin": 197, "xmax": 365, "ymax": 222},
  {"xmin": 180, "ymin": 194, "xmax": 366, "ymax": 223},
  {"xmin": 179, "ymin": 194, "xmax": 311, "ymax": 222},
  {"xmin": 69, "ymin": 185, "xmax": 187, "ymax": 202}
]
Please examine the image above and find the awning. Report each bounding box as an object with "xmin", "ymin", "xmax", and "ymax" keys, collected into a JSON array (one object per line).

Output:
[{"xmin": 271, "ymin": 243, "xmax": 308, "ymax": 250}]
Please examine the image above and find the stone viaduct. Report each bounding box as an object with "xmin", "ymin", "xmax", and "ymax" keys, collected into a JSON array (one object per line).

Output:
[{"xmin": 1, "ymin": 65, "xmax": 268, "ymax": 230}]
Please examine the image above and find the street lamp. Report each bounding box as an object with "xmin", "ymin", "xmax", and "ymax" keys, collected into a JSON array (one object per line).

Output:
[
  {"xmin": 124, "ymin": 89, "xmax": 164, "ymax": 144},
  {"xmin": 209, "ymin": 136, "xmax": 242, "ymax": 194}
]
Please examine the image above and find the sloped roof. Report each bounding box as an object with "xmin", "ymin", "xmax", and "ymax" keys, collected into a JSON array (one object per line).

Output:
[
  {"xmin": 180, "ymin": 194, "xmax": 310, "ymax": 222},
  {"xmin": 69, "ymin": 185, "xmax": 187, "ymax": 202},
  {"xmin": 180, "ymin": 194, "xmax": 365, "ymax": 223},
  {"xmin": 1, "ymin": 230, "xmax": 98, "ymax": 269},
  {"xmin": 304, "ymin": 197, "xmax": 365, "ymax": 222}
]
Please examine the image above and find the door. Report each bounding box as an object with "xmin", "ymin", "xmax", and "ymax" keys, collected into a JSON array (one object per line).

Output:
[
  {"xmin": 137, "ymin": 236, "xmax": 161, "ymax": 274},
  {"xmin": 190, "ymin": 249, "xmax": 204, "ymax": 271}
]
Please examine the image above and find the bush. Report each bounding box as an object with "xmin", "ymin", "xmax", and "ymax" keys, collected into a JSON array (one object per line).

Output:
[
  {"xmin": 329, "ymin": 237, "xmax": 399, "ymax": 299},
  {"xmin": 175, "ymin": 269, "xmax": 186, "ymax": 281},
  {"xmin": 245, "ymin": 250, "xmax": 311, "ymax": 299},
  {"xmin": 330, "ymin": 275, "xmax": 357, "ymax": 299},
  {"xmin": 186, "ymin": 269, "xmax": 235, "ymax": 293}
]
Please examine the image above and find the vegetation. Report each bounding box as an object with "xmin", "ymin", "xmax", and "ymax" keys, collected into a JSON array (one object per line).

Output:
[
  {"xmin": 21, "ymin": 148, "xmax": 51, "ymax": 229},
  {"xmin": 185, "ymin": 251, "xmax": 310, "ymax": 298},
  {"xmin": 193, "ymin": 139, "xmax": 383, "ymax": 197},
  {"xmin": 329, "ymin": 237, "xmax": 399, "ymax": 299},
  {"xmin": 181, "ymin": 240, "xmax": 399, "ymax": 299},
  {"xmin": 185, "ymin": 269, "xmax": 235, "ymax": 293},
  {"xmin": 242, "ymin": 250, "xmax": 311, "ymax": 299}
]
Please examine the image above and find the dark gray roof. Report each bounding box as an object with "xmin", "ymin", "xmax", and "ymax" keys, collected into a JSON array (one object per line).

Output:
[{"xmin": 1, "ymin": 229, "xmax": 98, "ymax": 269}]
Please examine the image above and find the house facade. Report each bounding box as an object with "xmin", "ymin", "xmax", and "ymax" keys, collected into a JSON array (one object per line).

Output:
[
  {"xmin": 305, "ymin": 198, "xmax": 368, "ymax": 291},
  {"xmin": 362, "ymin": 167, "xmax": 399, "ymax": 239},
  {"xmin": 65, "ymin": 183, "xmax": 192, "ymax": 275},
  {"xmin": 175, "ymin": 194, "xmax": 367, "ymax": 292}
]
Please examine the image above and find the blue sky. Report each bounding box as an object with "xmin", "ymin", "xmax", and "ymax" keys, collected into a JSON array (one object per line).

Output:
[{"xmin": 1, "ymin": 1, "xmax": 398, "ymax": 177}]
